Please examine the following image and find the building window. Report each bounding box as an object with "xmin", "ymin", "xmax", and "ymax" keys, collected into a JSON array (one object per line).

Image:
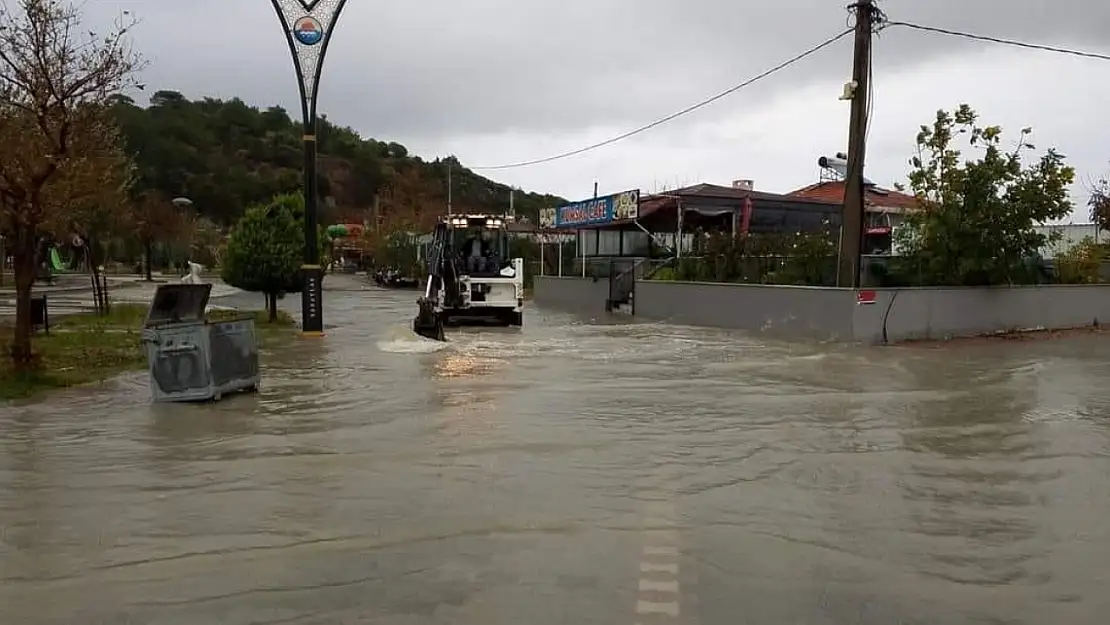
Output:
[
  {"xmin": 598, "ymin": 230, "xmax": 621, "ymax": 255},
  {"xmin": 578, "ymin": 230, "xmax": 598, "ymax": 256},
  {"xmin": 622, "ymin": 230, "xmax": 650, "ymax": 255}
]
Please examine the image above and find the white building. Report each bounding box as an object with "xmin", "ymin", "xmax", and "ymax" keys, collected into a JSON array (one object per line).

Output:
[{"xmin": 1034, "ymin": 223, "xmax": 1101, "ymax": 257}]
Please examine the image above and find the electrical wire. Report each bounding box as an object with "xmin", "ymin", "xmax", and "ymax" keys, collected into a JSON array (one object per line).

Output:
[
  {"xmin": 469, "ymin": 28, "xmax": 854, "ymax": 171},
  {"xmin": 886, "ymin": 21, "xmax": 1110, "ymax": 62}
]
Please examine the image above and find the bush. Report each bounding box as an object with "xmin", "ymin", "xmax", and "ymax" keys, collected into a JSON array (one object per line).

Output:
[
  {"xmin": 651, "ymin": 266, "xmax": 676, "ymax": 281},
  {"xmin": 1055, "ymin": 237, "xmax": 1104, "ymax": 284}
]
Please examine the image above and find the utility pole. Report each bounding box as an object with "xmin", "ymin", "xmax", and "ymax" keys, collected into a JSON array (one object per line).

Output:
[
  {"xmin": 447, "ymin": 159, "xmax": 452, "ymax": 215},
  {"xmin": 837, "ymin": 0, "xmax": 874, "ymax": 288}
]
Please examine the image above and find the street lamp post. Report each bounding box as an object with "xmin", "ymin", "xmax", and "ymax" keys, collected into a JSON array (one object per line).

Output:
[
  {"xmin": 171, "ymin": 197, "xmax": 194, "ymax": 278},
  {"xmin": 269, "ymin": 0, "xmax": 348, "ymax": 336}
]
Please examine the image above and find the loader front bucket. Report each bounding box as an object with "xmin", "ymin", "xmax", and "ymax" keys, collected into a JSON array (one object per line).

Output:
[{"xmin": 413, "ymin": 298, "xmax": 445, "ymax": 341}]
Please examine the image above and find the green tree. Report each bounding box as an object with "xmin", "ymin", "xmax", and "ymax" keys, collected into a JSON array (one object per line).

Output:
[
  {"xmin": 1090, "ymin": 170, "xmax": 1109, "ymax": 234},
  {"xmin": 221, "ymin": 194, "xmax": 304, "ymax": 322},
  {"xmin": 379, "ymin": 230, "xmax": 420, "ymax": 276},
  {"xmin": 108, "ymin": 96, "xmax": 566, "ymax": 227},
  {"xmin": 894, "ymin": 104, "xmax": 1074, "ymax": 286}
]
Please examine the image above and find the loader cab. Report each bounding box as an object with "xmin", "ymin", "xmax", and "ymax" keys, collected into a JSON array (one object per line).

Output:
[{"xmin": 446, "ymin": 214, "xmax": 512, "ymax": 277}]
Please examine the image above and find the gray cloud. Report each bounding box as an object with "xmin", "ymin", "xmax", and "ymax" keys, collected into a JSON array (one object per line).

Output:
[{"xmin": 83, "ymin": 0, "xmax": 1110, "ymax": 142}]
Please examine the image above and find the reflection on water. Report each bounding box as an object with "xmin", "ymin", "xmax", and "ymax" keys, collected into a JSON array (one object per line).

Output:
[
  {"xmin": 899, "ymin": 364, "xmax": 1044, "ymax": 587},
  {"xmin": 2, "ymin": 277, "xmax": 1110, "ymax": 623}
]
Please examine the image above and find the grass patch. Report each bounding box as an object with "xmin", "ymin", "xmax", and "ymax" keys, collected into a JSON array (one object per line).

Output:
[
  {"xmin": 209, "ymin": 308, "xmax": 297, "ymax": 343},
  {"xmin": 0, "ymin": 303, "xmax": 296, "ymax": 401}
]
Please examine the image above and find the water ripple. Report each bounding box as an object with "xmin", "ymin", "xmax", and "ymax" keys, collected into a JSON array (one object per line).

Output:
[{"xmin": 3, "ymin": 278, "xmax": 1110, "ymax": 623}]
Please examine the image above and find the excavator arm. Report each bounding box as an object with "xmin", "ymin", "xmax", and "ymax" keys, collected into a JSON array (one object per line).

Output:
[{"xmin": 412, "ymin": 221, "xmax": 458, "ymax": 340}]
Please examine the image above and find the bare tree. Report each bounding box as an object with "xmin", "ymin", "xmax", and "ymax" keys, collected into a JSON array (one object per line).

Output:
[
  {"xmin": 45, "ymin": 129, "xmax": 134, "ymax": 313},
  {"xmin": 129, "ymin": 191, "xmax": 188, "ymax": 281},
  {"xmin": 0, "ymin": 0, "xmax": 141, "ymax": 367}
]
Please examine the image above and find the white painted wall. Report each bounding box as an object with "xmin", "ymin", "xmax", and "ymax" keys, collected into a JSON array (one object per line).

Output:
[{"xmin": 1035, "ymin": 223, "xmax": 1101, "ymax": 256}]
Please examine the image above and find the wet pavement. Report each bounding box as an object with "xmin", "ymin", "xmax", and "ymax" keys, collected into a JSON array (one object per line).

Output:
[{"xmin": 2, "ymin": 275, "xmax": 1110, "ymax": 623}]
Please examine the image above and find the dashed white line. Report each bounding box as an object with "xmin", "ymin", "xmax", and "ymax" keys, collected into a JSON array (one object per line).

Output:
[
  {"xmin": 639, "ymin": 578, "xmax": 680, "ymax": 593},
  {"xmin": 636, "ymin": 600, "xmax": 680, "ymax": 617},
  {"xmin": 640, "ymin": 561, "xmax": 679, "ymax": 574},
  {"xmin": 634, "ymin": 470, "xmax": 688, "ymax": 622},
  {"xmin": 642, "ymin": 545, "xmax": 679, "ymax": 557}
]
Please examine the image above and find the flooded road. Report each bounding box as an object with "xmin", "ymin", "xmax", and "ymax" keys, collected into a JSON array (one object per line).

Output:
[{"xmin": 3, "ymin": 277, "xmax": 1110, "ymax": 624}]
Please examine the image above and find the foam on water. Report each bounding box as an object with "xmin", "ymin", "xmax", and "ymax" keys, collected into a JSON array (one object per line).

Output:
[{"xmin": 376, "ymin": 325, "xmax": 451, "ymax": 353}]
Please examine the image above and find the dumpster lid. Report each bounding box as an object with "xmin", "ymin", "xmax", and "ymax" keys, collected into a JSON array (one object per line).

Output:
[{"xmin": 144, "ymin": 283, "xmax": 212, "ymax": 326}]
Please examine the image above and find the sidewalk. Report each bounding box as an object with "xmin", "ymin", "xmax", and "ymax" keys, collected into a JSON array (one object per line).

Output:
[
  {"xmin": 0, "ymin": 274, "xmax": 147, "ymax": 295},
  {"xmin": 0, "ymin": 279, "xmax": 242, "ymax": 318}
]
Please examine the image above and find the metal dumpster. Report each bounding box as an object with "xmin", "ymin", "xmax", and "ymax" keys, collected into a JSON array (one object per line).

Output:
[{"xmin": 140, "ymin": 283, "xmax": 260, "ymax": 402}]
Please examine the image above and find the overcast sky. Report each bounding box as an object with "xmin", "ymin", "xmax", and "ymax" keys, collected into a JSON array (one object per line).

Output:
[{"xmin": 88, "ymin": 0, "xmax": 1110, "ymax": 217}]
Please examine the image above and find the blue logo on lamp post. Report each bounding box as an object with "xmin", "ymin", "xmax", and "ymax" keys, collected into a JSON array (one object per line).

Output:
[{"xmin": 293, "ymin": 16, "xmax": 323, "ymax": 45}]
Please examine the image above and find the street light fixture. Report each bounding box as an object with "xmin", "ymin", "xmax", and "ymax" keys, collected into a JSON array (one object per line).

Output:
[{"xmin": 269, "ymin": 0, "xmax": 349, "ymax": 337}]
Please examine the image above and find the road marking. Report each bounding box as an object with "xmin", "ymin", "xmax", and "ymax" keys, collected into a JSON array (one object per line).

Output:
[
  {"xmin": 643, "ymin": 528, "xmax": 679, "ymax": 543},
  {"xmin": 640, "ymin": 561, "xmax": 678, "ymax": 574},
  {"xmin": 639, "ymin": 578, "xmax": 679, "ymax": 593},
  {"xmin": 642, "ymin": 545, "xmax": 679, "ymax": 557},
  {"xmin": 636, "ymin": 600, "xmax": 680, "ymax": 616},
  {"xmin": 634, "ymin": 467, "xmax": 691, "ymax": 623}
]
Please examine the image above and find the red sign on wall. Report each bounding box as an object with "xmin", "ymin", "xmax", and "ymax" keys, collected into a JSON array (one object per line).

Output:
[{"xmin": 856, "ymin": 290, "xmax": 876, "ymax": 305}]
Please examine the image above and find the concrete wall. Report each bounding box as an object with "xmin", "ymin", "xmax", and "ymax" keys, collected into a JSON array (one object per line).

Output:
[
  {"xmin": 634, "ymin": 280, "xmax": 856, "ymax": 340},
  {"xmin": 852, "ymin": 285, "xmax": 1110, "ymax": 343},
  {"xmin": 533, "ymin": 276, "xmax": 612, "ymax": 317},
  {"xmin": 533, "ymin": 276, "xmax": 1110, "ymax": 344}
]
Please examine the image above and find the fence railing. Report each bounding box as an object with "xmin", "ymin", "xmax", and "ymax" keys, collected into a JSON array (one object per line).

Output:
[{"xmin": 530, "ymin": 252, "xmax": 1110, "ymax": 287}]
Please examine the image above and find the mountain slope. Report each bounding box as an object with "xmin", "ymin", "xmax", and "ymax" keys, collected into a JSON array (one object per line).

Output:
[{"xmin": 110, "ymin": 90, "xmax": 565, "ymax": 228}]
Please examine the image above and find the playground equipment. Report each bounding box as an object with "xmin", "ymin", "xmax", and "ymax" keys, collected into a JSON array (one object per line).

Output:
[{"xmin": 48, "ymin": 247, "xmax": 71, "ymax": 272}]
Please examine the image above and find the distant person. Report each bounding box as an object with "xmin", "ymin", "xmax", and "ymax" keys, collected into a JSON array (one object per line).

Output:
[
  {"xmin": 481, "ymin": 230, "xmax": 500, "ymax": 270},
  {"xmin": 464, "ymin": 229, "xmax": 487, "ymax": 273}
]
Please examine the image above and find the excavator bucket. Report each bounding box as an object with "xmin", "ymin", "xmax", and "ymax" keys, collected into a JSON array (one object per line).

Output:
[{"xmin": 413, "ymin": 297, "xmax": 445, "ymax": 341}]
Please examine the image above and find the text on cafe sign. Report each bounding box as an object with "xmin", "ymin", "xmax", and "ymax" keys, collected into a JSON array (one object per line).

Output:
[
  {"xmin": 560, "ymin": 199, "xmax": 608, "ymax": 225},
  {"xmin": 553, "ymin": 189, "xmax": 640, "ymax": 228}
]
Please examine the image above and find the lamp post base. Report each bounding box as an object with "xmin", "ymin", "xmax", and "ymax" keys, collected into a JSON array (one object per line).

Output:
[{"xmin": 300, "ymin": 264, "xmax": 324, "ymax": 335}]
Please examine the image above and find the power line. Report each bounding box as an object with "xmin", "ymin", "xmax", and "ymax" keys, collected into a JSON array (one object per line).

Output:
[
  {"xmin": 886, "ymin": 21, "xmax": 1110, "ymax": 62},
  {"xmin": 470, "ymin": 28, "xmax": 854, "ymax": 171}
]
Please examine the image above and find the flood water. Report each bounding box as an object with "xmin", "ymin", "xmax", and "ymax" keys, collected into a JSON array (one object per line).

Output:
[{"xmin": 2, "ymin": 275, "xmax": 1110, "ymax": 624}]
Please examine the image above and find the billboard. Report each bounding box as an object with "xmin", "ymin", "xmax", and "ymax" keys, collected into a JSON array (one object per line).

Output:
[
  {"xmin": 549, "ymin": 189, "xmax": 639, "ymax": 228},
  {"xmin": 539, "ymin": 207, "xmax": 556, "ymax": 228}
]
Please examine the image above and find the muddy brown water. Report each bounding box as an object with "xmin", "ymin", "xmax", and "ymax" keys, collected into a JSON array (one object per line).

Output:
[{"xmin": 2, "ymin": 277, "xmax": 1109, "ymax": 623}]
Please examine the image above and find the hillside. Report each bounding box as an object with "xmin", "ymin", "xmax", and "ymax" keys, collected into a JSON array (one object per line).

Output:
[{"xmin": 109, "ymin": 90, "xmax": 566, "ymax": 228}]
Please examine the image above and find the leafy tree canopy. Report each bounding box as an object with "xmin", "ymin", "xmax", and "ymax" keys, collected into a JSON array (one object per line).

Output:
[
  {"xmin": 1090, "ymin": 168, "xmax": 1109, "ymax": 233},
  {"xmin": 894, "ymin": 104, "xmax": 1075, "ymax": 286},
  {"xmin": 111, "ymin": 91, "xmax": 566, "ymax": 227},
  {"xmin": 221, "ymin": 192, "xmax": 305, "ymax": 321}
]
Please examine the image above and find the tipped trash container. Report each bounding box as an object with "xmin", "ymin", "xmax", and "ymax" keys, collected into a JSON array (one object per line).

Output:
[{"xmin": 140, "ymin": 283, "xmax": 261, "ymax": 402}]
